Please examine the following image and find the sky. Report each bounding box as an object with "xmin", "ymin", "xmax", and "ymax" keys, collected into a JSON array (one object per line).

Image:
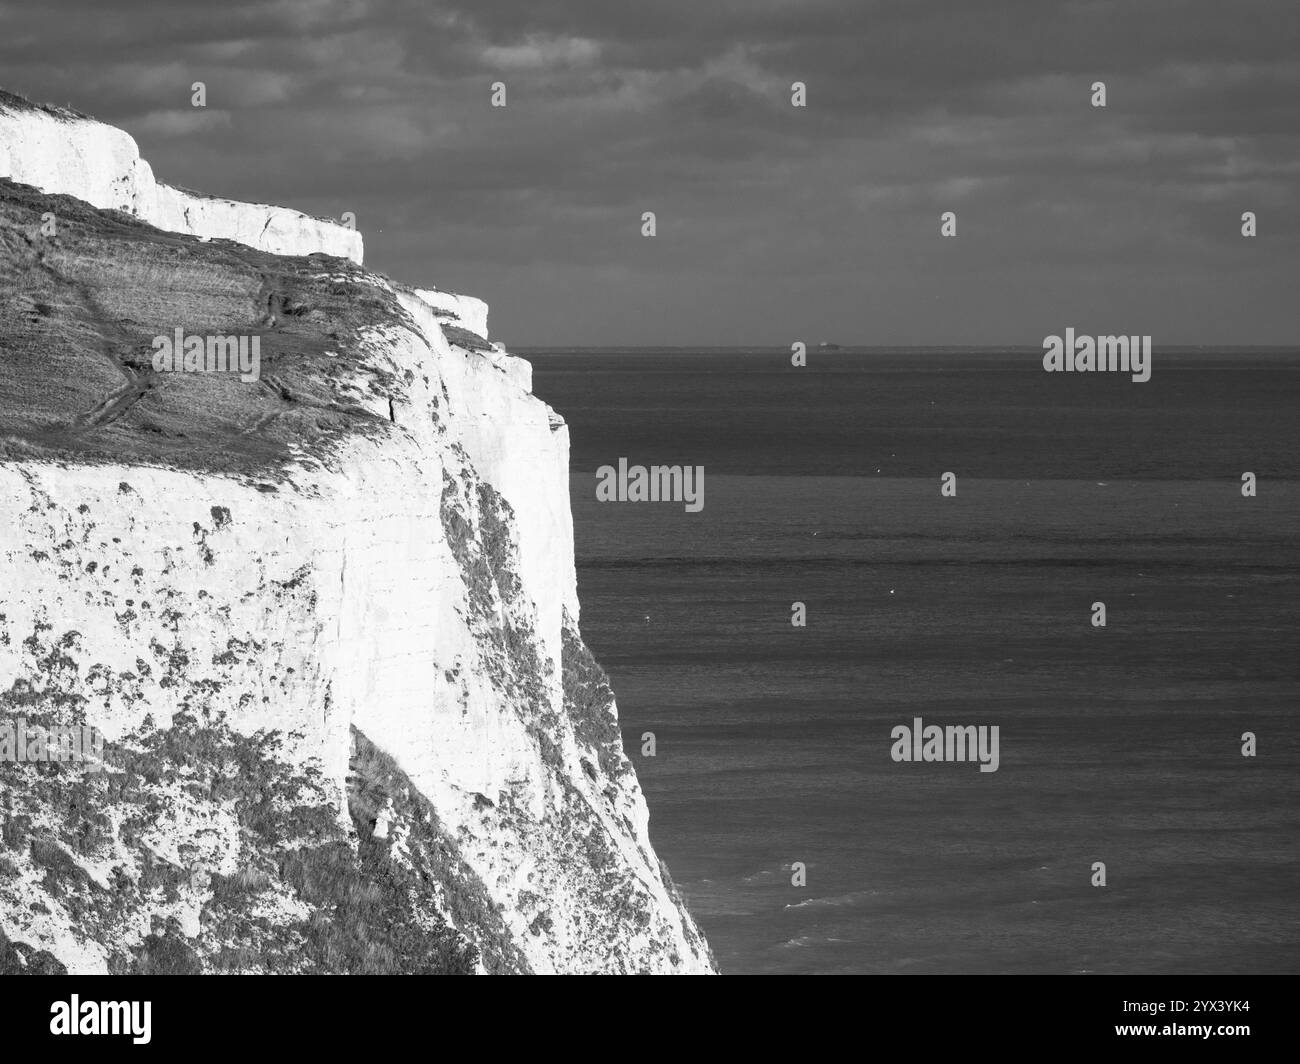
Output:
[{"xmin": 0, "ymin": 0, "xmax": 1296, "ymax": 346}]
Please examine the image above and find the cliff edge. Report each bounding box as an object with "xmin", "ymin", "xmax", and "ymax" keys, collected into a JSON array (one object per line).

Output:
[{"xmin": 0, "ymin": 92, "xmax": 714, "ymax": 974}]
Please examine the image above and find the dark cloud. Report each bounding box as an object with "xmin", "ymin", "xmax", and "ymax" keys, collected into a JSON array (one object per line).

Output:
[{"xmin": 0, "ymin": 0, "xmax": 1295, "ymax": 343}]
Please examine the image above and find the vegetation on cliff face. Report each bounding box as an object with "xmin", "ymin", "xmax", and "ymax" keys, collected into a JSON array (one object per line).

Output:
[
  {"xmin": 0, "ymin": 704, "xmax": 526, "ymax": 973},
  {"xmin": 438, "ymin": 467, "xmax": 630, "ymax": 781},
  {"xmin": 439, "ymin": 468, "xmax": 552, "ymax": 716},
  {"xmin": 347, "ymin": 729, "xmax": 530, "ymax": 974},
  {"xmin": 0, "ymin": 923, "xmax": 67, "ymax": 974},
  {"xmin": 433, "ymin": 461, "xmax": 716, "ymax": 972},
  {"xmin": 560, "ymin": 614, "xmax": 631, "ymax": 785}
]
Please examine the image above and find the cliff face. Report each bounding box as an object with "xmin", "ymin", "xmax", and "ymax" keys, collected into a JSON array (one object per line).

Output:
[{"xmin": 0, "ymin": 96, "xmax": 714, "ymax": 974}]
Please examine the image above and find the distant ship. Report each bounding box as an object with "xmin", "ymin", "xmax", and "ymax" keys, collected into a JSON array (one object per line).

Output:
[{"xmin": 818, "ymin": 341, "xmax": 842, "ymax": 350}]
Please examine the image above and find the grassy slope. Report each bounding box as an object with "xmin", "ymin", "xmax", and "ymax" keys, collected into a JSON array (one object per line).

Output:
[{"xmin": 0, "ymin": 179, "xmax": 403, "ymax": 476}]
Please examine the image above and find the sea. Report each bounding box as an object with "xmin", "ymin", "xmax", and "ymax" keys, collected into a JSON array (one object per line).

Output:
[{"xmin": 525, "ymin": 347, "xmax": 1300, "ymax": 975}]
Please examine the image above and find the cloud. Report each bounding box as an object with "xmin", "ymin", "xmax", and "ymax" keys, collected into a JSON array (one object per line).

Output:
[
  {"xmin": 481, "ymin": 34, "xmax": 601, "ymax": 70},
  {"xmin": 127, "ymin": 108, "xmax": 233, "ymax": 137},
  {"xmin": 0, "ymin": 0, "xmax": 1295, "ymax": 343}
]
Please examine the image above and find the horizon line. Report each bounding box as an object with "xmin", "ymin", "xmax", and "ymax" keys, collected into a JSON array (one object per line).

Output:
[{"xmin": 513, "ymin": 343, "xmax": 1300, "ymax": 352}]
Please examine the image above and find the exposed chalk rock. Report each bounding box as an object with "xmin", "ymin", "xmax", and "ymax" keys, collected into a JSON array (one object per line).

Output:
[
  {"xmin": 414, "ymin": 288, "xmax": 491, "ymax": 341},
  {"xmin": 0, "ymin": 91, "xmax": 363, "ymax": 264}
]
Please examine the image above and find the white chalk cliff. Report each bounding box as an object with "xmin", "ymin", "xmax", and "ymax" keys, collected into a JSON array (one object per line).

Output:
[
  {"xmin": 0, "ymin": 95, "xmax": 363, "ymax": 264},
  {"xmin": 0, "ymin": 93, "xmax": 714, "ymax": 974}
]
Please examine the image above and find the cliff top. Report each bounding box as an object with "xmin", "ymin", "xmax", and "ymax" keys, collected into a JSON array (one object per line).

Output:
[
  {"xmin": 0, "ymin": 179, "xmax": 402, "ymax": 477},
  {"xmin": 0, "ymin": 87, "xmax": 93, "ymax": 124}
]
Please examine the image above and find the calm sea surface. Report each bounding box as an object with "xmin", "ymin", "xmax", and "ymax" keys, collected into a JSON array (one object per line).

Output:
[{"xmin": 527, "ymin": 349, "xmax": 1300, "ymax": 974}]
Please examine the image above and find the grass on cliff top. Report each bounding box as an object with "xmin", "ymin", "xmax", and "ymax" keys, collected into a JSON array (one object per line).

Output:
[
  {"xmin": 0, "ymin": 180, "xmax": 404, "ymax": 475},
  {"xmin": 0, "ymin": 87, "xmax": 93, "ymax": 123},
  {"xmin": 443, "ymin": 323, "xmax": 493, "ymax": 352}
]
